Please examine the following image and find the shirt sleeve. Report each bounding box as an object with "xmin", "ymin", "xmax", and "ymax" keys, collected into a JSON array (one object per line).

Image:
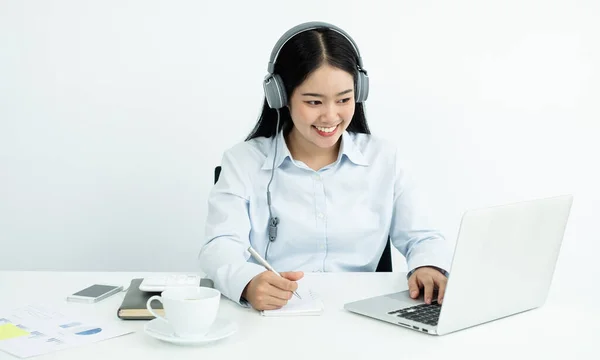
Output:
[
  {"xmin": 198, "ymin": 149, "xmax": 265, "ymax": 306},
  {"xmin": 389, "ymin": 146, "xmax": 454, "ymax": 275}
]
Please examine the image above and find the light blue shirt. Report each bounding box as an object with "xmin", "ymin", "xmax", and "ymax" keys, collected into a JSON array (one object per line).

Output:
[{"xmin": 199, "ymin": 130, "xmax": 453, "ymax": 305}]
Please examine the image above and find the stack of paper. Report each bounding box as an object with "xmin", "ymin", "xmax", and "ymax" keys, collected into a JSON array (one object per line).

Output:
[{"xmin": 261, "ymin": 286, "xmax": 324, "ymax": 317}]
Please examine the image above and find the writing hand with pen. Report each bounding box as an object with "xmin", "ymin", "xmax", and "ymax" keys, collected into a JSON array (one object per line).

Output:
[
  {"xmin": 241, "ymin": 246, "xmax": 304, "ymax": 310},
  {"xmin": 242, "ymin": 270, "xmax": 304, "ymax": 310}
]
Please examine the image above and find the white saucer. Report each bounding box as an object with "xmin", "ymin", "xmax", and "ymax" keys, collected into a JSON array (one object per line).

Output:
[{"xmin": 144, "ymin": 317, "xmax": 237, "ymax": 346}]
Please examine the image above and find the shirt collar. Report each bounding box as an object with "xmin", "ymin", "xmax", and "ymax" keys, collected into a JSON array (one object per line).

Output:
[
  {"xmin": 338, "ymin": 130, "xmax": 369, "ymax": 167},
  {"xmin": 261, "ymin": 130, "xmax": 369, "ymax": 170},
  {"xmin": 261, "ymin": 130, "xmax": 292, "ymax": 170}
]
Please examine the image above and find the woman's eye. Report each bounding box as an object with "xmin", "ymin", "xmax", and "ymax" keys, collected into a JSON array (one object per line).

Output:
[{"xmin": 305, "ymin": 98, "xmax": 350, "ymax": 105}]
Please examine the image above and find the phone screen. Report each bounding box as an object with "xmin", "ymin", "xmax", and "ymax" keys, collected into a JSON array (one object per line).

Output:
[{"xmin": 72, "ymin": 284, "xmax": 118, "ymax": 298}]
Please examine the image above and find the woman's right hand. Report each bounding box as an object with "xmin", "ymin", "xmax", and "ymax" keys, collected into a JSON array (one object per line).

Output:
[{"xmin": 242, "ymin": 270, "xmax": 304, "ymax": 310}]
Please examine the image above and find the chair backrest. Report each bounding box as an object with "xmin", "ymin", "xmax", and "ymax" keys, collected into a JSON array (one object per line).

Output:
[
  {"xmin": 212, "ymin": 165, "xmax": 392, "ymax": 272},
  {"xmin": 376, "ymin": 240, "xmax": 393, "ymax": 272},
  {"xmin": 214, "ymin": 166, "xmax": 221, "ymax": 185}
]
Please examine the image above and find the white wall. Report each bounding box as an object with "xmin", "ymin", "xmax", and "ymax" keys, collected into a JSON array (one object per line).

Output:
[{"xmin": 1, "ymin": 1, "xmax": 598, "ymax": 279}]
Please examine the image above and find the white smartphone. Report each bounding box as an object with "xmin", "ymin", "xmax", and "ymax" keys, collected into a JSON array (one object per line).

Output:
[{"xmin": 66, "ymin": 284, "xmax": 123, "ymax": 303}]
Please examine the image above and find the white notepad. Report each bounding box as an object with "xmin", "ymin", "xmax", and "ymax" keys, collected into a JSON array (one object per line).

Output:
[{"xmin": 261, "ymin": 286, "xmax": 324, "ymax": 317}]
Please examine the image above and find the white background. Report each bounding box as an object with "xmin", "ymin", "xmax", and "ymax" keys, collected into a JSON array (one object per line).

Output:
[{"xmin": 1, "ymin": 1, "xmax": 598, "ymax": 283}]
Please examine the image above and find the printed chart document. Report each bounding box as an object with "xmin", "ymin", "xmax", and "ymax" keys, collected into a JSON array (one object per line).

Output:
[{"xmin": 0, "ymin": 303, "xmax": 133, "ymax": 358}]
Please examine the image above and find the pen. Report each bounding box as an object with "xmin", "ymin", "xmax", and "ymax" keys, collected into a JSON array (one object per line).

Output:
[{"xmin": 247, "ymin": 246, "xmax": 302, "ymax": 300}]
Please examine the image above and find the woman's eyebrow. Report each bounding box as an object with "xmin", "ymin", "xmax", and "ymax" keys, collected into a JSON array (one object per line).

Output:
[{"xmin": 301, "ymin": 89, "xmax": 353, "ymax": 97}]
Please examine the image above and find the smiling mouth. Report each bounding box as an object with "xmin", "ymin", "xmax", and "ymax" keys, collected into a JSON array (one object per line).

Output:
[
  {"xmin": 313, "ymin": 124, "xmax": 339, "ymax": 137},
  {"xmin": 313, "ymin": 124, "xmax": 338, "ymax": 133}
]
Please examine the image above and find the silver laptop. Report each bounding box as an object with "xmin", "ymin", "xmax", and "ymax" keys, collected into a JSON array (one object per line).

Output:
[{"xmin": 344, "ymin": 194, "xmax": 573, "ymax": 336}]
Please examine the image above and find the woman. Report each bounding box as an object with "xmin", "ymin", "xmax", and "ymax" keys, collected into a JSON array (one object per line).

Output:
[{"xmin": 199, "ymin": 22, "xmax": 452, "ymax": 311}]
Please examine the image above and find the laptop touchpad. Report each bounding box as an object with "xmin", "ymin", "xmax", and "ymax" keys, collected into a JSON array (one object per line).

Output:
[
  {"xmin": 385, "ymin": 289, "xmax": 438, "ymax": 305},
  {"xmin": 384, "ymin": 290, "xmax": 422, "ymax": 306}
]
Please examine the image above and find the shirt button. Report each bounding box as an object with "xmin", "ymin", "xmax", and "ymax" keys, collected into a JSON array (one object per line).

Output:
[
  {"xmin": 313, "ymin": 174, "xmax": 321, "ymax": 181},
  {"xmin": 317, "ymin": 212, "xmax": 325, "ymax": 219}
]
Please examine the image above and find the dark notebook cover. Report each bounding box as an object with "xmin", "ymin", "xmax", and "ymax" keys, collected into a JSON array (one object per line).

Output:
[{"xmin": 117, "ymin": 277, "xmax": 214, "ymax": 320}]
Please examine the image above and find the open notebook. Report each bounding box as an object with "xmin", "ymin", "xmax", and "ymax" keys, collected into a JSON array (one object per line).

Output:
[{"xmin": 261, "ymin": 285, "xmax": 324, "ymax": 317}]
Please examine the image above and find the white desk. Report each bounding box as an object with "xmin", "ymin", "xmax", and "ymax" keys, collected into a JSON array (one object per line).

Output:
[{"xmin": 0, "ymin": 271, "xmax": 597, "ymax": 360}]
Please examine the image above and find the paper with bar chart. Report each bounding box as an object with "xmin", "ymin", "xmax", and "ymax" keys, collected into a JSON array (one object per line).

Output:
[{"xmin": 0, "ymin": 304, "xmax": 133, "ymax": 358}]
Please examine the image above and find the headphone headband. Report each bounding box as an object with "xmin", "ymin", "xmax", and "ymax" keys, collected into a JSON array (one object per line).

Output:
[
  {"xmin": 263, "ymin": 21, "xmax": 369, "ymax": 109},
  {"xmin": 266, "ymin": 21, "xmax": 364, "ymax": 74}
]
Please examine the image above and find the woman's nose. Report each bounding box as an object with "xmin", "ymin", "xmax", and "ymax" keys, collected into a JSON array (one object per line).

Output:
[{"xmin": 321, "ymin": 103, "xmax": 337, "ymax": 122}]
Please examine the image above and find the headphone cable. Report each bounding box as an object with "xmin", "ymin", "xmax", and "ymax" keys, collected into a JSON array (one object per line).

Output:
[{"xmin": 265, "ymin": 108, "xmax": 280, "ymax": 260}]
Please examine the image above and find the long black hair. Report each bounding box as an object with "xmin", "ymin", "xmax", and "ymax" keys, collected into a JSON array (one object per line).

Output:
[{"xmin": 245, "ymin": 26, "xmax": 370, "ymax": 141}]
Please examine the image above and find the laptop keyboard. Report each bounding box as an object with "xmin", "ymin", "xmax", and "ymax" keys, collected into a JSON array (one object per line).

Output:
[{"xmin": 387, "ymin": 301, "xmax": 441, "ymax": 326}]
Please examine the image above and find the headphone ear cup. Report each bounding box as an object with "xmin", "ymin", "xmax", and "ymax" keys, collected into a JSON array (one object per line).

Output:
[
  {"xmin": 355, "ymin": 70, "xmax": 369, "ymax": 103},
  {"xmin": 263, "ymin": 74, "xmax": 287, "ymax": 109}
]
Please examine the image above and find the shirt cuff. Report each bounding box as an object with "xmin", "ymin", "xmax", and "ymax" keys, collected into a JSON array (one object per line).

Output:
[
  {"xmin": 221, "ymin": 262, "xmax": 265, "ymax": 307},
  {"xmin": 406, "ymin": 266, "xmax": 449, "ymax": 279}
]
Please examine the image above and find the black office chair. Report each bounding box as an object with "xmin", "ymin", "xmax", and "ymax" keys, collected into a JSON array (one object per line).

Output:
[
  {"xmin": 214, "ymin": 166, "xmax": 222, "ymax": 185},
  {"xmin": 213, "ymin": 166, "xmax": 392, "ymax": 272},
  {"xmin": 376, "ymin": 239, "xmax": 393, "ymax": 272}
]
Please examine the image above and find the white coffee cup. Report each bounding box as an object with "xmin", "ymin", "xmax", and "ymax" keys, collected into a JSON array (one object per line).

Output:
[{"xmin": 146, "ymin": 287, "xmax": 221, "ymax": 338}]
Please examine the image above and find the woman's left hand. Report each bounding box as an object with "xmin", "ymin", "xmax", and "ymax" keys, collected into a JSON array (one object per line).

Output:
[{"xmin": 407, "ymin": 266, "xmax": 448, "ymax": 304}]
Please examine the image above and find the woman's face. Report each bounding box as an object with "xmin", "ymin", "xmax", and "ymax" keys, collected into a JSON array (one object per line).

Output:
[{"xmin": 287, "ymin": 64, "xmax": 355, "ymax": 152}]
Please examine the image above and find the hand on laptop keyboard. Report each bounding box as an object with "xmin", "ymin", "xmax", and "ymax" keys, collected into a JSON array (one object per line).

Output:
[{"xmin": 407, "ymin": 266, "xmax": 448, "ymax": 304}]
